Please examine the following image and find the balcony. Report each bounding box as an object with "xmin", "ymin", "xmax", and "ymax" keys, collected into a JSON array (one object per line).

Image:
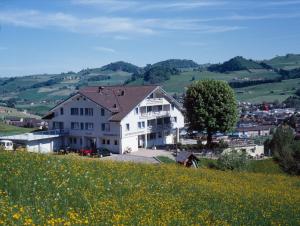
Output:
[
  {"xmin": 147, "ymin": 123, "xmax": 173, "ymax": 132},
  {"xmin": 144, "ymin": 98, "xmax": 165, "ymax": 106}
]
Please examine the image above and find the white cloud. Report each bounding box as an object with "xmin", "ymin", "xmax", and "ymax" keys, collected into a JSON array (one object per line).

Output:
[
  {"xmin": 71, "ymin": 0, "xmax": 226, "ymax": 11},
  {"xmin": 93, "ymin": 46, "xmax": 116, "ymax": 53},
  {"xmin": 0, "ymin": 9, "xmax": 243, "ymax": 36},
  {"xmin": 0, "ymin": 10, "xmax": 154, "ymax": 35}
]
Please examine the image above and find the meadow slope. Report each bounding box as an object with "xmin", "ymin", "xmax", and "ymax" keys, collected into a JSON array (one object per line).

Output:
[{"xmin": 0, "ymin": 152, "xmax": 299, "ymax": 225}]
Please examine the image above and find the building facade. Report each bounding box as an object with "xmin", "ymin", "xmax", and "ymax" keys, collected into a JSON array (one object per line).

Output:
[{"xmin": 43, "ymin": 86, "xmax": 184, "ymax": 154}]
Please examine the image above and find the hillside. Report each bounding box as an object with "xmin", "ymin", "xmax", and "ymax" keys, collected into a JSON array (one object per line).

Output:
[
  {"xmin": 208, "ymin": 56, "xmax": 266, "ymax": 73},
  {"xmin": 152, "ymin": 59, "xmax": 199, "ymax": 69},
  {"xmin": 265, "ymin": 54, "xmax": 300, "ymax": 70},
  {"xmin": 100, "ymin": 61, "xmax": 141, "ymax": 74},
  {"xmin": 0, "ymin": 54, "xmax": 300, "ymax": 115},
  {"xmin": 0, "ymin": 122, "xmax": 35, "ymax": 136},
  {"xmin": 0, "ymin": 151, "xmax": 299, "ymax": 225}
]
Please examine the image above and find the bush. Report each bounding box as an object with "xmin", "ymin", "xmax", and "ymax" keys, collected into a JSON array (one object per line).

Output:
[
  {"xmin": 216, "ymin": 150, "xmax": 249, "ymax": 171},
  {"xmin": 270, "ymin": 125, "xmax": 300, "ymax": 175}
]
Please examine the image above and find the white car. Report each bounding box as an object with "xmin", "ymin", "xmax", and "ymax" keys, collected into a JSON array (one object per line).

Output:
[{"xmin": 0, "ymin": 140, "xmax": 14, "ymax": 151}]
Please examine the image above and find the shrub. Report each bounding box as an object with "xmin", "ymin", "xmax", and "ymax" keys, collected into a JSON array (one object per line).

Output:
[
  {"xmin": 270, "ymin": 125, "xmax": 300, "ymax": 175},
  {"xmin": 216, "ymin": 150, "xmax": 249, "ymax": 171}
]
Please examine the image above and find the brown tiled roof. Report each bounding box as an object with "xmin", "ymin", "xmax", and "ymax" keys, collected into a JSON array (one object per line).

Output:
[{"xmin": 79, "ymin": 85, "xmax": 159, "ymax": 121}]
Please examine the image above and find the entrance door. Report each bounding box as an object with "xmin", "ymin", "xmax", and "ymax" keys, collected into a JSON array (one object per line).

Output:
[{"xmin": 138, "ymin": 135, "xmax": 145, "ymax": 148}]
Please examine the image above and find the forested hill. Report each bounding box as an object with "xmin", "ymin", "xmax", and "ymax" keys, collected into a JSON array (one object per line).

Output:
[
  {"xmin": 100, "ymin": 61, "xmax": 142, "ymax": 74},
  {"xmin": 207, "ymin": 56, "xmax": 267, "ymax": 73},
  {"xmin": 151, "ymin": 59, "xmax": 199, "ymax": 69}
]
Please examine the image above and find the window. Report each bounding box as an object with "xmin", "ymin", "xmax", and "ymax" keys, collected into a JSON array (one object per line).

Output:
[
  {"xmin": 80, "ymin": 138, "xmax": 82, "ymax": 146},
  {"xmin": 126, "ymin": 123, "xmax": 130, "ymax": 131},
  {"xmin": 157, "ymin": 118, "xmax": 163, "ymax": 125},
  {"xmin": 60, "ymin": 107, "xmax": 64, "ymax": 115},
  {"xmin": 85, "ymin": 108, "xmax": 93, "ymax": 116},
  {"xmin": 85, "ymin": 122, "xmax": 94, "ymax": 130},
  {"xmin": 71, "ymin": 122, "xmax": 80, "ymax": 130},
  {"xmin": 114, "ymin": 140, "xmax": 118, "ymax": 145},
  {"xmin": 147, "ymin": 106, "xmax": 153, "ymax": 112},
  {"xmin": 147, "ymin": 133, "xmax": 156, "ymax": 140},
  {"xmin": 171, "ymin": 104, "xmax": 175, "ymax": 110},
  {"xmin": 80, "ymin": 108, "xmax": 84, "ymax": 115},
  {"xmin": 106, "ymin": 139, "xmax": 110, "ymax": 145},
  {"xmin": 73, "ymin": 138, "xmax": 77, "ymax": 144},
  {"xmin": 80, "ymin": 122, "xmax": 84, "ymax": 130},
  {"xmin": 158, "ymin": 105, "xmax": 163, "ymax": 111},
  {"xmin": 102, "ymin": 139, "xmax": 106, "ymax": 145},
  {"xmin": 69, "ymin": 137, "xmax": 72, "ymax": 144},
  {"xmin": 101, "ymin": 108, "xmax": 105, "ymax": 116},
  {"xmin": 158, "ymin": 132, "xmax": 162, "ymax": 138},
  {"xmin": 71, "ymin": 108, "xmax": 79, "ymax": 115},
  {"xmin": 149, "ymin": 93, "xmax": 154, "ymax": 98},
  {"xmin": 138, "ymin": 121, "xmax": 145, "ymax": 129},
  {"xmin": 174, "ymin": 117, "xmax": 177, "ymax": 122},
  {"xmin": 53, "ymin": 121, "xmax": 64, "ymax": 129},
  {"xmin": 135, "ymin": 107, "xmax": 139, "ymax": 114},
  {"xmin": 101, "ymin": 123, "xmax": 110, "ymax": 131}
]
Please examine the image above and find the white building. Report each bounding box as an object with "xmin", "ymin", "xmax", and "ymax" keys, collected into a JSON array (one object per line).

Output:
[{"xmin": 43, "ymin": 85, "xmax": 185, "ymax": 154}]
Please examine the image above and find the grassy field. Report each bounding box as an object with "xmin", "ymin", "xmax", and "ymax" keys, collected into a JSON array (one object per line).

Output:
[
  {"xmin": 235, "ymin": 78, "xmax": 300, "ymax": 103},
  {"xmin": 0, "ymin": 122, "xmax": 35, "ymax": 136},
  {"xmin": 0, "ymin": 151, "xmax": 299, "ymax": 225}
]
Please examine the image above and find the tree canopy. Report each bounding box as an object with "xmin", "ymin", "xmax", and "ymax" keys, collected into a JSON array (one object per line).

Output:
[{"xmin": 184, "ymin": 80, "xmax": 238, "ymax": 145}]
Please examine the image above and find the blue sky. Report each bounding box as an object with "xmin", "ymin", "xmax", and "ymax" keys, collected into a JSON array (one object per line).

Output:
[{"xmin": 0, "ymin": 0, "xmax": 300, "ymax": 77}]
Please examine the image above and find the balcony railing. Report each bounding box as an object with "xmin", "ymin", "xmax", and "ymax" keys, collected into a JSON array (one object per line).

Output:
[
  {"xmin": 145, "ymin": 98, "xmax": 164, "ymax": 105},
  {"xmin": 140, "ymin": 111, "xmax": 170, "ymax": 118}
]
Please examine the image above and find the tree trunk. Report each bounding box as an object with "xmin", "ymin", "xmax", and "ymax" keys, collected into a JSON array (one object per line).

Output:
[{"xmin": 207, "ymin": 130, "xmax": 213, "ymax": 148}]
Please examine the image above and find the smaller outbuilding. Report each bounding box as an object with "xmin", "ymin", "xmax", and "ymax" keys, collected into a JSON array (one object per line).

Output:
[{"xmin": 176, "ymin": 151, "xmax": 199, "ymax": 168}]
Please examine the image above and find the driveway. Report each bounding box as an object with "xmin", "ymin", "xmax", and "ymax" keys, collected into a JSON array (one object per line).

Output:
[
  {"xmin": 100, "ymin": 154, "xmax": 160, "ymax": 164},
  {"xmin": 128, "ymin": 148, "xmax": 176, "ymax": 160}
]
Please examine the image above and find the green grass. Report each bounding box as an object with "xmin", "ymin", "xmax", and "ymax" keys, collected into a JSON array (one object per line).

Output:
[
  {"xmin": 156, "ymin": 155, "xmax": 175, "ymax": 163},
  {"xmin": 199, "ymin": 158, "xmax": 283, "ymax": 175},
  {"xmin": 0, "ymin": 122, "xmax": 34, "ymax": 136},
  {"xmin": 0, "ymin": 152, "xmax": 299, "ymax": 225},
  {"xmin": 235, "ymin": 78, "xmax": 300, "ymax": 103}
]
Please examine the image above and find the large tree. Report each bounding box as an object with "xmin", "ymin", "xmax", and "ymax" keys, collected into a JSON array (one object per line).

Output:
[{"xmin": 184, "ymin": 80, "xmax": 238, "ymax": 146}]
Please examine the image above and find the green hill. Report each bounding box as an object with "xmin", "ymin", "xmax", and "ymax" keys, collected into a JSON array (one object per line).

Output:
[
  {"xmin": 208, "ymin": 56, "xmax": 265, "ymax": 73},
  {"xmin": 100, "ymin": 61, "xmax": 141, "ymax": 74},
  {"xmin": 265, "ymin": 54, "xmax": 300, "ymax": 69},
  {"xmin": 0, "ymin": 151, "xmax": 299, "ymax": 225},
  {"xmin": 152, "ymin": 59, "xmax": 199, "ymax": 69}
]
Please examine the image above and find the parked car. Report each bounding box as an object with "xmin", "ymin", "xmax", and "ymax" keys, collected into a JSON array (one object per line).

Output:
[
  {"xmin": 96, "ymin": 148, "xmax": 111, "ymax": 157},
  {"xmin": 79, "ymin": 149, "xmax": 95, "ymax": 156},
  {"xmin": 0, "ymin": 140, "xmax": 14, "ymax": 151}
]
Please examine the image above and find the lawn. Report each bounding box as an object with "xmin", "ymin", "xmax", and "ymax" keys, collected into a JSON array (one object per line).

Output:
[
  {"xmin": 0, "ymin": 151, "xmax": 299, "ymax": 225},
  {"xmin": 0, "ymin": 122, "xmax": 34, "ymax": 136}
]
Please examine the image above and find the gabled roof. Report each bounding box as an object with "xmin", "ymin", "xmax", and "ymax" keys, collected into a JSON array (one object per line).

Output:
[
  {"xmin": 79, "ymin": 85, "xmax": 159, "ymax": 121},
  {"xmin": 176, "ymin": 151, "xmax": 198, "ymax": 163}
]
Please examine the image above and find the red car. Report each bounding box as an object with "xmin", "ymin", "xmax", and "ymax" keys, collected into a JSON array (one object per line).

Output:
[{"xmin": 79, "ymin": 149, "xmax": 94, "ymax": 156}]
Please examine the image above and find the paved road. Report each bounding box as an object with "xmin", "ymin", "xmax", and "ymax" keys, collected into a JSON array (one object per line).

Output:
[
  {"xmin": 129, "ymin": 149, "xmax": 176, "ymax": 160},
  {"xmin": 100, "ymin": 154, "xmax": 160, "ymax": 164}
]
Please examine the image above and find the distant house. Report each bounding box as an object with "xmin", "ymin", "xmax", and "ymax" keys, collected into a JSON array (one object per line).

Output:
[
  {"xmin": 43, "ymin": 85, "xmax": 185, "ymax": 154},
  {"xmin": 176, "ymin": 151, "xmax": 199, "ymax": 167},
  {"xmin": 236, "ymin": 125, "xmax": 273, "ymax": 138},
  {"xmin": 4, "ymin": 117, "xmax": 45, "ymax": 129}
]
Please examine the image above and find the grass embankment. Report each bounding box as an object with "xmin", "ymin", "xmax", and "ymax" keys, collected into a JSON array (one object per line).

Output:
[
  {"xmin": 199, "ymin": 158, "xmax": 284, "ymax": 175},
  {"xmin": 0, "ymin": 122, "xmax": 34, "ymax": 136},
  {"xmin": 0, "ymin": 151, "xmax": 299, "ymax": 225}
]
